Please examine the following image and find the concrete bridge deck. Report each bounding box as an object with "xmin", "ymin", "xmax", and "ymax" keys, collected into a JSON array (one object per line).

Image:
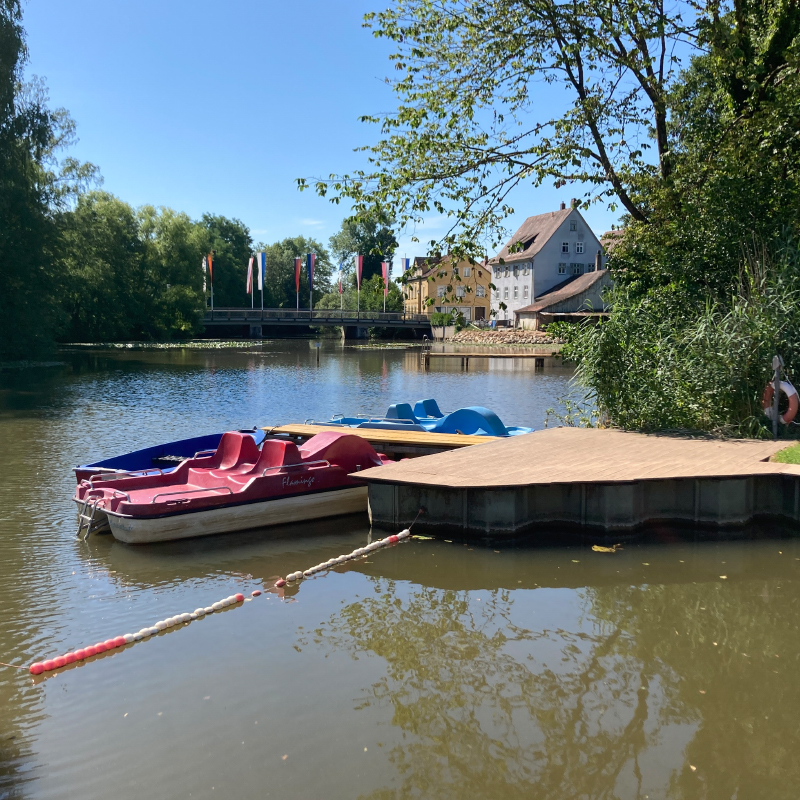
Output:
[
  {"xmin": 203, "ymin": 308, "xmax": 432, "ymax": 336},
  {"xmin": 356, "ymin": 427, "xmax": 800, "ymax": 535}
]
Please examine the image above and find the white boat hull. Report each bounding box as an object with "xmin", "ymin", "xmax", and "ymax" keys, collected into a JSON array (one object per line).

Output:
[{"xmin": 97, "ymin": 486, "xmax": 368, "ymax": 544}]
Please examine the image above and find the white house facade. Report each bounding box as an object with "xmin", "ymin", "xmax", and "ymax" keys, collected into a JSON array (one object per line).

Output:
[{"xmin": 489, "ymin": 203, "xmax": 606, "ymax": 325}]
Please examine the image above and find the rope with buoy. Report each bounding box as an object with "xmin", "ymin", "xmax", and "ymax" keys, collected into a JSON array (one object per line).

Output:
[{"xmin": 23, "ymin": 527, "xmax": 414, "ymax": 678}]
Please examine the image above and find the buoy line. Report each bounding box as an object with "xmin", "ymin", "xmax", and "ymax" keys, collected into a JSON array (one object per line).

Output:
[
  {"xmin": 26, "ymin": 528, "xmax": 412, "ymax": 677},
  {"xmin": 275, "ymin": 529, "xmax": 411, "ymax": 587}
]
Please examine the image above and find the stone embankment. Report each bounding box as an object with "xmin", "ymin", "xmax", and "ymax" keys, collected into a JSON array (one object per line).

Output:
[{"xmin": 451, "ymin": 329, "xmax": 563, "ymax": 345}]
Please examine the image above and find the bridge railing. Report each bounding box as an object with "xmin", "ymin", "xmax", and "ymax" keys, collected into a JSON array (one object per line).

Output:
[{"xmin": 203, "ymin": 308, "xmax": 431, "ymax": 325}]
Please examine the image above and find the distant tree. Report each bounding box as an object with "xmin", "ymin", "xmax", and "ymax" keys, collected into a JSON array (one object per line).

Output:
[
  {"xmin": 59, "ymin": 192, "xmax": 147, "ymax": 341},
  {"xmin": 137, "ymin": 206, "xmax": 206, "ymax": 338},
  {"xmin": 329, "ymin": 216, "xmax": 397, "ymax": 285},
  {"xmin": 254, "ymin": 236, "xmax": 333, "ymax": 309},
  {"xmin": 200, "ymin": 214, "xmax": 253, "ymax": 308},
  {"xmin": 316, "ymin": 272, "xmax": 404, "ymax": 312}
]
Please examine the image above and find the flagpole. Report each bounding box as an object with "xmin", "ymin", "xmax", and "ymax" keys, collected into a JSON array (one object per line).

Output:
[{"xmin": 210, "ymin": 250, "xmax": 215, "ymax": 313}]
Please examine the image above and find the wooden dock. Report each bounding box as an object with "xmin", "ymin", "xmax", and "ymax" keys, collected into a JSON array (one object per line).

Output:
[
  {"xmin": 262, "ymin": 423, "xmax": 497, "ymax": 459},
  {"xmin": 422, "ymin": 351, "xmax": 562, "ymax": 369},
  {"xmin": 356, "ymin": 427, "xmax": 800, "ymax": 535}
]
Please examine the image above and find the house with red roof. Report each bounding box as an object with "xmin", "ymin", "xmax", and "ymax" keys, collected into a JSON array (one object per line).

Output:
[{"xmin": 489, "ymin": 202, "xmax": 607, "ymax": 326}]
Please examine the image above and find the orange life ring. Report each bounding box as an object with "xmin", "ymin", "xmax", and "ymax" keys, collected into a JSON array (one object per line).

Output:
[{"xmin": 762, "ymin": 380, "xmax": 799, "ymax": 424}]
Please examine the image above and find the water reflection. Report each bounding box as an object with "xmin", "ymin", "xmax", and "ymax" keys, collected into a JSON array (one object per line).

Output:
[{"xmin": 308, "ymin": 539, "xmax": 800, "ymax": 800}]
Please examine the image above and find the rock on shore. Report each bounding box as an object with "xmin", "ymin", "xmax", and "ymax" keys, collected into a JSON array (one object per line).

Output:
[{"xmin": 451, "ymin": 329, "xmax": 563, "ymax": 345}]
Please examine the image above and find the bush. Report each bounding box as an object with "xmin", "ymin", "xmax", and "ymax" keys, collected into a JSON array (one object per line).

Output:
[
  {"xmin": 430, "ymin": 312, "xmax": 454, "ymax": 327},
  {"xmin": 560, "ymin": 239, "xmax": 800, "ymax": 437}
]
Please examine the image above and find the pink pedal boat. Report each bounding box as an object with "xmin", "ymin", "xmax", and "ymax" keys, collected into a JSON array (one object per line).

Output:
[{"xmin": 74, "ymin": 430, "xmax": 389, "ymax": 544}]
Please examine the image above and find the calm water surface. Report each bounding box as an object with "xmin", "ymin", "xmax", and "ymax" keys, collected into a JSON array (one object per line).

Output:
[{"xmin": 1, "ymin": 341, "xmax": 799, "ymax": 800}]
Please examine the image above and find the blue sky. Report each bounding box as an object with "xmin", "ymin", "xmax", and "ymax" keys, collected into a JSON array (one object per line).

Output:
[{"xmin": 23, "ymin": 0, "xmax": 620, "ymax": 259}]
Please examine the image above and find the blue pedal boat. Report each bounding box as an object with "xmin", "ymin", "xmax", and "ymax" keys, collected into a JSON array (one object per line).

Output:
[
  {"xmin": 74, "ymin": 428, "xmax": 266, "ymax": 482},
  {"xmin": 310, "ymin": 399, "xmax": 533, "ymax": 437}
]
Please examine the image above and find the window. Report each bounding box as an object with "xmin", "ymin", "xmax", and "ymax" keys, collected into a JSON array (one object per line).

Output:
[
  {"xmin": 476, "ymin": 285, "xmax": 485, "ymax": 297},
  {"xmin": 523, "ymin": 285, "xmax": 529, "ymax": 298},
  {"xmin": 437, "ymin": 286, "xmax": 446, "ymax": 297},
  {"xmin": 562, "ymin": 242, "xmax": 569, "ymax": 254},
  {"xmin": 504, "ymin": 266, "xmax": 510, "ymax": 277},
  {"xmin": 513, "ymin": 286, "xmax": 519, "ymax": 299},
  {"xmin": 576, "ymin": 242, "xmax": 584, "ymax": 254},
  {"xmin": 456, "ymin": 285, "xmax": 466, "ymax": 298},
  {"xmin": 522, "ymin": 264, "xmax": 529, "ymax": 276},
  {"xmin": 513, "ymin": 265, "xmax": 519, "ymax": 277},
  {"xmin": 570, "ymin": 220, "xmax": 577, "ymax": 231},
  {"xmin": 558, "ymin": 263, "xmax": 567, "ymax": 274},
  {"xmin": 463, "ymin": 266, "xmax": 471, "ymax": 277},
  {"xmin": 587, "ymin": 263, "xmax": 596, "ymax": 272},
  {"xmin": 571, "ymin": 263, "xmax": 583, "ymax": 274},
  {"xmin": 504, "ymin": 287, "xmax": 509, "ymax": 299}
]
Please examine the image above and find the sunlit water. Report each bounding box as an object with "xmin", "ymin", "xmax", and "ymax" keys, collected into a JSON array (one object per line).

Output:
[{"xmin": 1, "ymin": 341, "xmax": 799, "ymax": 800}]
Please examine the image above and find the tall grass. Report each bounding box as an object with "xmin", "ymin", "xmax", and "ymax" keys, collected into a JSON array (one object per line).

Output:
[{"xmin": 556, "ymin": 238, "xmax": 800, "ymax": 437}]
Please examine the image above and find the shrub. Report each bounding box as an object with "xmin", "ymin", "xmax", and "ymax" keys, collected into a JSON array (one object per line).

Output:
[
  {"xmin": 560, "ymin": 239, "xmax": 800, "ymax": 437},
  {"xmin": 430, "ymin": 311, "xmax": 454, "ymax": 327}
]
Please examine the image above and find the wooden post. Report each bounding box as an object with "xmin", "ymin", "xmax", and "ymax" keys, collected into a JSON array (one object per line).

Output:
[{"xmin": 772, "ymin": 355, "xmax": 782, "ymax": 440}]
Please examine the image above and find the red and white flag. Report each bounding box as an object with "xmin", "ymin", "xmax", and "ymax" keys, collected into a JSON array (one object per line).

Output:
[
  {"xmin": 355, "ymin": 254, "xmax": 363, "ymax": 289},
  {"xmin": 381, "ymin": 262, "xmax": 389, "ymax": 296},
  {"xmin": 246, "ymin": 257, "xmax": 253, "ymax": 294}
]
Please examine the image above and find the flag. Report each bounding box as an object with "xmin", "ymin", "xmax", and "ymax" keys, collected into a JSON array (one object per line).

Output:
[
  {"xmin": 381, "ymin": 261, "xmax": 389, "ymax": 296},
  {"xmin": 338, "ymin": 258, "xmax": 346, "ymax": 294},
  {"xmin": 207, "ymin": 253, "xmax": 214, "ymax": 285},
  {"xmin": 256, "ymin": 252, "xmax": 265, "ymax": 291},
  {"xmin": 306, "ymin": 253, "xmax": 316, "ymax": 292},
  {"xmin": 294, "ymin": 257, "xmax": 302, "ymax": 293},
  {"xmin": 246, "ymin": 257, "xmax": 253, "ymax": 294},
  {"xmin": 401, "ymin": 257, "xmax": 410, "ymax": 273},
  {"xmin": 201, "ymin": 256, "xmax": 207, "ymax": 292},
  {"xmin": 354, "ymin": 254, "xmax": 363, "ymax": 289}
]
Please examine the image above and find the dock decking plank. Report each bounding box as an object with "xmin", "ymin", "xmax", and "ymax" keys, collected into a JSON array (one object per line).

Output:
[{"xmin": 355, "ymin": 428, "xmax": 792, "ymax": 487}]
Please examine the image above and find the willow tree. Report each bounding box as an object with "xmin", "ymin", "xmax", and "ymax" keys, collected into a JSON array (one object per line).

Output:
[{"xmin": 300, "ymin": 0, "xmax": 800, "ymax": 257}]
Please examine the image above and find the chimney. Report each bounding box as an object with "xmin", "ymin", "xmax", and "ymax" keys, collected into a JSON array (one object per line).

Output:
[
  {"xmin": 559, "ymin": 201, "xmax": 566, "ymax": 210},
  {"xmin": 595, "ymin": 250, "xmax": 602, "ymax": 271}
]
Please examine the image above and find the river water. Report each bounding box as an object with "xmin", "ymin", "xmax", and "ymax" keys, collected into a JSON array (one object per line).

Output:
[{"xmin": 1, "ymin": 341, "xmax": 799, "ymax": 800}]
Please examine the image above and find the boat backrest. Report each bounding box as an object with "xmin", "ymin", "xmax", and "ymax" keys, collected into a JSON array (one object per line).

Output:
[
  {"xmin": 250, "ymin": 439, "xmax": 302, "ymax": 472},
  {"xmin": 431, "ymin": 406, "xmax": 509, "ymax": 437},
  {"xmin": 300, "ymin": 431, "xmax": 383, "ymax": 470},
  {"xmin": 413, "ymin": 398, "xmax": 444, "ymax": 418},
  {"xmin": 385, "ymin": 402, "xmax": 418, "ymax": 422},
  {"xmin": 215, "ymin": 432, "xmax": 261, "ymax": 469}
]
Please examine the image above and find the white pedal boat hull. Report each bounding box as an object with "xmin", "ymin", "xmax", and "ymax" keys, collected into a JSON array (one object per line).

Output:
[{"xmin": 86, "ymin": 486, "xmax": 368, "ymax": 544}]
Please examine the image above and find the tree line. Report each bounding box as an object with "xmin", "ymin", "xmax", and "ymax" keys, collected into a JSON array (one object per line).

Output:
[{"xmin": 0, "ymin": 3, "xmax": 402, "ymax": 360}]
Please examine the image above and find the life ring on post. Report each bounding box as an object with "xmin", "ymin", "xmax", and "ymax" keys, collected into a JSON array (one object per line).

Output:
[{"xmin": 762, "ymin": 380, "xmax": 799, "ymax": 424}]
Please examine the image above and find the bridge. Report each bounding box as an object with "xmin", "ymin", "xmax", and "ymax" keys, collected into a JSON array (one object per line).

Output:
[{"xmin": 202, "ymin": 307, "xmax": 432, "ymax": 338}]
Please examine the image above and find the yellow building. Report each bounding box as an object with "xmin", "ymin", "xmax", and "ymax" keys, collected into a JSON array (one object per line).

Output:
[{"xmin": 402, "ymin": 256, "xmax": 492, "ymax": 322}]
